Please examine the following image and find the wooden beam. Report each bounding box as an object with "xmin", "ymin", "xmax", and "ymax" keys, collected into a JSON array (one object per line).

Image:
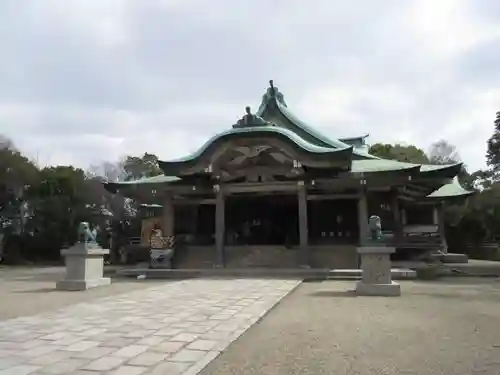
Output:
[
  {"xmin": 167, "ymin": 185, "xmax": 213, "ymax": 195},
  {"xmin": 307, "ymin": 194, "xmax": 361, "ymax": 201},
  {"xmin": 222, "ymin": 181, "xmax": 298, "ymax": 194},
  {"xmin": 174, "ymin": 199, "xmax": 216, "ymax": 205},
  {"xmin": 367, "ymin": 186, "xmax": 391, "ymax": 192}
]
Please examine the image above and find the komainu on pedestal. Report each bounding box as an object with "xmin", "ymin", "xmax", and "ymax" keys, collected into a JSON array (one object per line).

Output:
[
  {"xmin": 356, "ymin": 216, "xmax": 401, "ymax": 297},
  {"xmin": 56, "ymin": 221, "xmax": 111, "ymax": 291}
]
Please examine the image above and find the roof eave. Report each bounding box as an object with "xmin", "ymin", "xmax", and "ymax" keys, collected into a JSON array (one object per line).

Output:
[
  {"xmin": 426, "ymin": 190, "xmax": 475, "ymax": 200},
  {"xmin": 418, "ymin": 162, "xmax": 463, "ymax": 179},
  {"xmin": 102, "ymin": 175, "xmax": 181, "ymax": 194}
]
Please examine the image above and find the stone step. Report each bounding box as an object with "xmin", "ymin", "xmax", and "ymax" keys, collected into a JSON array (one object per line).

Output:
[
  {"xmin": 117, "ymin": 267, "xmax": 417, "ymax": 280},
  {"xmin": 328, "ymin": 268, "xmax": 416, "ymax": 280},
  {"xmin": 440, "ymin": 253, "xmax": 469, "ymax": 263},
  {"xmin": 117, "ymin": 268, "xmax": 331, "ymax": 280},
  {"xmin": 326, "ymin": 276, "xmax": 361, "ymax": 280}
]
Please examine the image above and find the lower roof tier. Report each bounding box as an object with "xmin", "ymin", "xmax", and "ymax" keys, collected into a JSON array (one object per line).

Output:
[{"xmin": 103, "ymin": 162, "xmax": 473, "ymax": 201}]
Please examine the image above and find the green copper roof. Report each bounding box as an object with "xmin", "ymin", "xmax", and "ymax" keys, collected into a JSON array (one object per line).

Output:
[
  {"xmin": 112, "ymin": 175, "xmax": 180, "ymax": 184},
  {"xmin": 257, "ymin": 81, "xmax": 350, "ymax": 150},
  {"xmin": 350, "ymin": 159, "xmax": 420, "ymax": 173},
  {"xmin": 256, "ymin": 81, "xmax": 378, "ymax": 160},
  {"xmin": 419, "ymin": 163, "xmax": 463, "ymax": 178},
  {"xmin": 420, "ymin": 164, "xmax": 458, "ymax": 172},
  {"xmin": 158, "ymin": 81, "xmax": 399, "ymax": 174},
  {"xmin": 102, "ymin": 81, "xmax": 469, "ymax": 203},
  {"xmin": 158, "ymin": 124, "xmax": 353, "ymax": 175},
  {"xmin": 271, "ymin": 100, "xmax": 353, "ymax": 149},
  {"xmin": 427, "ymin": 177, "xmax": 474, "ymax": 199},
  {"xmin": 348, "ymin": 159, "xmax": 464, "ymax": 176},
  {"xmin": 159, "ymin": 102, "xmax": 351, "ymax": 168},
  {"xmin": 164, "ymin": 126, "xmax": 349, "ymax": 164},
  {"xmin": 101, "ymin": 166, "xmax": 470, "ymax": 201}
]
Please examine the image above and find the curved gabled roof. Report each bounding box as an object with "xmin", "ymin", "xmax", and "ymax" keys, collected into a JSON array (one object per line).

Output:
[
  {"xmin": 165, "ymin": 126, "xmax": 349, "ymax": 164},
  {"xmin": 158, "ymin": 125, "xmax": 353, "ymax": 175}
]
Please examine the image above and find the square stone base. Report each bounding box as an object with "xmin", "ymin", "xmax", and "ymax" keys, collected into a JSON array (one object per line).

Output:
[
  {"xmin": 355, "ymin": 281, "xmax": 401, "ymax": 297},
  {"xmin": 56, "ymin": 277, "xmax": 111, "ymax": 291}
]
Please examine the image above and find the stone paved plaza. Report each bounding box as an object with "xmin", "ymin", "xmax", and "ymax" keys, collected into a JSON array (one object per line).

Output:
[{"xmin": 0, "ymin": 278, "xmax": 300, "ymax": 375}]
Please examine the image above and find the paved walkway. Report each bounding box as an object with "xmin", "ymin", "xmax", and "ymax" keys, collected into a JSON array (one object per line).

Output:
[{"xmin": 0, "ymin": 279, "xmax": 300, "ymax": 375}]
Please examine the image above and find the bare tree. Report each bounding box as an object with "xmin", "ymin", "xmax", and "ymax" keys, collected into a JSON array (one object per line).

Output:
[
  {"xmin": 0, "ymin": 135, "xmax": 16, "ymax": 151},
  {"xmin": 84, "ymin": 159, "xmax": 138, "ymax": 263},
  {"xmin": 86, "ymin": 160, "xmax": 127, "ymax": 182},
  {"xmin": 427, "ymin": 140, "xmax": 461, "ymax": 165},
  {"xmin": 84, "ymin": 159, "xmax": 139, "ymax": 218}
]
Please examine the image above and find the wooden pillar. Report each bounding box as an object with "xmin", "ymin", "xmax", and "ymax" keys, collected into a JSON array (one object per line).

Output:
[
  {"xmin": 436, "ymin": 203, "xmax": 448, "ymax": 253},
  {"xmin": 432, "ymin": 206, "xmax": 439, "ymax": 225},
  {"xmin": 390, "ymin": 192, "xmax": 403, "ymax": 244},
  {"xmin": 357, "ymin": 191, "xmax": 369, "ymax": 245},
  {"xmin": 162, "ymin": 192, "xmax": 174, "ymax": 236},
  {"xmin": 191, "ymin": 205, "xmax": 199, "ymax": 241},
  {"xmin": 214, "ymin": 185, "xmax": 225, "ymax": 267},
  {"xmin": 297, "ymin": 181, "xmax": 309, "ymax": 266}
]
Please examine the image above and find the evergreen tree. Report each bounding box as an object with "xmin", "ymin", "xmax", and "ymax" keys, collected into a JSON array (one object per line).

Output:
[{"xmin": 486, "ymin": 111, "xmax": 500, "ymax": 174}]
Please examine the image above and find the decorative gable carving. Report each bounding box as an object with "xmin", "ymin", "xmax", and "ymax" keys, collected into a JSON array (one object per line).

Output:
[{"xmin": 212, "ymin": 144, "xmax": 304, "ymax": 182}]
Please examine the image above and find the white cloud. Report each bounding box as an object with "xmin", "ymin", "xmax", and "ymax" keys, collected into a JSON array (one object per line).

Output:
[
  {"xmin": 0, "ymin": 0, "xmax": 498, "ymax": 174},
  {"xmin": 405, "ymin": 0, "xmax": 500, "ymax": 59}
]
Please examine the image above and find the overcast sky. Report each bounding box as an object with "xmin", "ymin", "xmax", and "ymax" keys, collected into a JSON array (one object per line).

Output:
[{"xmin": 1, "ymin": 0, "xmax": 499, "ymax": 172}]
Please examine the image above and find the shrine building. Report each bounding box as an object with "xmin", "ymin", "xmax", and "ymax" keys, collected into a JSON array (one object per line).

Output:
[{"xmin": 104, "ymin": 80, "xmax": 473, "ymax": 269}]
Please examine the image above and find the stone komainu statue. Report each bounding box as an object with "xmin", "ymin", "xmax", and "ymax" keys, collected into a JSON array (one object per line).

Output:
[
  {"xmin": 368, "ymin": 215, "xmax": 382, "ymax": 241},
  {"xmin": 77, "ymin": 222, "xmax": 97, "ymax": 244}
]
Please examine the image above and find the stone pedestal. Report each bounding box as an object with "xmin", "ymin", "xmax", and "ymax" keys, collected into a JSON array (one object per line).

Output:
[
  {"xmin": 356, "ymin": 246, "xmax": 401, "ymax": 296},
  {"xmin": 57, "ymin": 242, "xmax": 111, "ymax": 291}
]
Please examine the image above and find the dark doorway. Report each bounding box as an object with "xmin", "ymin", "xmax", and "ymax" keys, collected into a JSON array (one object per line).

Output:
[
  {"xmin": 194, "ymin": 204, "xmax": 216, "ymax": 245},
  {"xmin": 225, "ymin": 195, "xmax": 299, "ymax": 246},
  {"xmin": 308, "ymin": 199, "xmax": 359, "ymax": 244}
]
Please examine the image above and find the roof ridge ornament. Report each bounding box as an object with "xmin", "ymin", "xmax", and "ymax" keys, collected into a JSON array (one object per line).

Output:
[
  {"xmin": 232, "ymin": 106, "xmax": 273, "ymax": 129},
  {"xmin": 257, "ymin": 80, "xmax": 288, "ymax": 113},
  {"xmin": 269, "ymin": 80, "xmax": 275, "ymax": 94}
]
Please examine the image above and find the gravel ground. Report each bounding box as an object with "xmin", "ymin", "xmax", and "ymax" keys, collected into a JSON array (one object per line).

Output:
[
  {"xmin": 0, "ymin": 266, "xmax": 159, "ymax": 320},
  {"xmin": 200, "ymin": 278, "xmax": 500, "ymax": 375}
]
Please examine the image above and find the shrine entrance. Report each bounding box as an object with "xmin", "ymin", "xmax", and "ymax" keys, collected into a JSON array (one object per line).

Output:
[{"xmin": 225, "ymin": 195, "xmax": 299, "ymax": 246}]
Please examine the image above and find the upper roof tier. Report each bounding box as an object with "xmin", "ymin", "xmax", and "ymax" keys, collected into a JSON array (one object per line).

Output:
[{"xmin": 158, "ymin": 80, "xmax": 384, "ymax": 176}]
